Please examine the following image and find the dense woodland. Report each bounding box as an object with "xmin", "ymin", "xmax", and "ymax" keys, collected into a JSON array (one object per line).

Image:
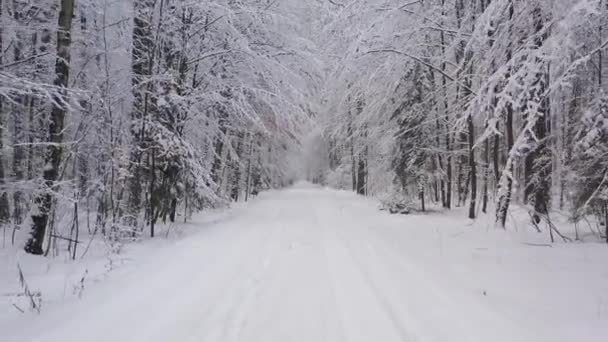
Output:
[
  {"xmin": 0, "ymin": 0, "xmax": 324, "ymax": 256},
  {"xmin": 0, "ymin": 0, "xmax": 607, "ymax": 258},
  {"xmin": 310, "ymin": 0, "xmax": 608, "ymax": 242}
]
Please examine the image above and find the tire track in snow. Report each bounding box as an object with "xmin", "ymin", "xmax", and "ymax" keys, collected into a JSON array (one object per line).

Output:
[
  {"xmin": 221, "ymin": 218, "xmax": 286, "ymax": 342},
  {"xmin": 189, "ymin": 204, "xmax": 285, "ymax": 342},
  {"xmin": 332, "ymin": 209, "xmax": 415, "ymax": 342},
  {"xmin": 315, "ymin": 200, "xmax": 349, "ymax": 342},
  {"xmin": 347, "ymin": 206, "xmax": 536, "ymax": 342},
  {"xmin": 314, "ymin": 199, "xmax": 412, "ymax": 342}
]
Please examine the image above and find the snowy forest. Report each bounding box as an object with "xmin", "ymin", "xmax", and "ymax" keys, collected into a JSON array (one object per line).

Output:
[
  {"xmin": 0, "ymin": 0, "xmax": 325, "ymax": 255},
  {"xmin": 308, "ymin": 0, "xmax": 608, "ymax": 242},
  {"xmin": 1, "ymin": 1, "xmax": 608, "ymax": 341},
  {"xmin": 1, "ymin": 0, "xmax": 608, "ymax": 259}
]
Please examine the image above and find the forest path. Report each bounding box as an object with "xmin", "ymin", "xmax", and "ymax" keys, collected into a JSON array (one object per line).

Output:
[{"xmin": 4, "ymin": 183, "xmax": 605, "ymax": 342}]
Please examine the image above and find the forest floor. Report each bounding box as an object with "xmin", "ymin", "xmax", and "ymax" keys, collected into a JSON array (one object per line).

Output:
[{"xmin": 1, "ymin": 182, "xmax": 607, "ymax": 342}]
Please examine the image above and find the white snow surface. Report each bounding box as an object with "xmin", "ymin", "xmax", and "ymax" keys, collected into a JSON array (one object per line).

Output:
[{"xmin": 1, "ymin": 182, "xmax": 608, "ymax": 342}]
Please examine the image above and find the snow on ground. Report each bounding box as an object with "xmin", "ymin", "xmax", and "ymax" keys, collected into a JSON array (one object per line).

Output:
[
  {"xmin": 0, "ymin": 207, "xmax": 236, "ymax": 323},
  {"xmin": 1, "ymin": 182, "xmax": 607, "ymax": 342}
]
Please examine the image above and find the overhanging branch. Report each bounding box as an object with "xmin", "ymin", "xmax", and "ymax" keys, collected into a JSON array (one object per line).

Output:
[{"xmin": 363, "ymin": 49, "xmax": 477, "ymax": 96}]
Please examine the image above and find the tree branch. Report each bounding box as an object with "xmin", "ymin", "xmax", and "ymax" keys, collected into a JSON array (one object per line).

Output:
[{"xmin": 363, "ymin": 49, "xmax": 477, "ymax": 96}]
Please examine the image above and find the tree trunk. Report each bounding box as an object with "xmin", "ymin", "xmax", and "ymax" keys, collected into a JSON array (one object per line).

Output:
[
  {"xmin": 12, "ymin": 100, "xmax": 25, "ymax": 232},
  {"xmin": 211, "ymin": 133, "xmax": 226, "ymax": 186},
  {"xmin": 600, "ymin": 0, "xmax": 604, "ymax": 91},
  {"xmin": 457, "ymin": 153, "xmax": 464, "ymax": 207},
  {"xmin": 528, "ymin": 8, "xmax": 552, "ymax": 224},
  {"xmin": 493, "ymin": 125, "xmax": 500, "ymax": 185},
  {"xmin": 348, "ymin": 112, "xmax": 356, "ymax": 192},
  {"xmin": 11, "ymin": 5, "xmax": 26, "ymax": 234},
  {"xmin": 149, "ymin": 148, "xmax": 156, "ymax": 238},
  {"xmin": 482, "ymin": 132, "xmax": 489, "ymax": 214},
  {"xmin": 169, "ymin": 198, "xmax": 177, "ymax": 223},
  {"xmin": 497, "ymin": 103, "xmax": 515, "ymax": 228},
  {"xmin": 468, "ymin": 115, "xmax": 477, "ymax": 219},
  {"xmin": 245, "ymin": 135, "xmax": 255, "ymax": 202},
  {"xmin": 0, "ymin": 2, "xmax": 10, "ymax": 229},
  {"xmin": 602, "ymin": 1, "xmax": 607, "ymax": 244},
  {"xmin": 440, "ymin": 0, "xmax": 452, "ymax": 209},
  {"xmin": 129, "ymin": 0, "xmax": 155, "ymax": 225},
  {"xmin": 356, "ymin": 157, "xmax": 366, "ymax": 195},
  {"xmin": 419, "ymin": 180, "xmax": 426, "ymax": 212},
  {"xmin": 496, "ymin": 0, "xmax": 515, "ymax": 228},
  {"xmin": 211, "ymin": 100, "xmax": 229, "ymax": 187},
  {"xmin": 25, "ymin": 0, "xmax": 76, "ymax": 255},
  {"xmin": 605, "ymin": 201, "xmax": 608, "ymax": 243},
  {"xmin": 531, "ymin": 74, "xmax": 551, "ymax": 223},
  {"xmin": 524, "ymin": 147, "xmax": 533, "ymax": 204},
  {"xmin": 183, "ymin": 182, "xmax": 189, "ymax": 223},
  {"xmin": 429, "ymin": 66, "xmax": 446, "ymax": 206},
  {"xmin": 231, "ymin": 136, "xmax": 243, "ymax": 202}
]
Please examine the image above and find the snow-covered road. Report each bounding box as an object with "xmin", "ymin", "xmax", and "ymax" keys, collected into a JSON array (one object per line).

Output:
[{"xmin": 3, "ymin": 183, "xmax": 607, "ymax": 342}]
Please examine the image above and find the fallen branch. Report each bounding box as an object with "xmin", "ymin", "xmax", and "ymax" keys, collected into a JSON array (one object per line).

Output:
[
  {"xmin": 545, "ymin": 213, "xmax": 572, "ymax": 243},
  {"xmin": 0, "ymin": 52, "xmax": 51, "ymax": 69},
  {"xmin": 12, "ymin": 303, "xmax": 25, "ymax": 314},
  {"xmin": 522, "ymin": 242, "xmax": 553, "ymax": 247},
  {"xmin": 17, "ymin": 264, "xmax": 41, "ymax": 314}
]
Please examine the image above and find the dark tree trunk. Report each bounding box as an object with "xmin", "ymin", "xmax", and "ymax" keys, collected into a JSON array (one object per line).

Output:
[
  {"xmin": 599, "ymin": 0, "xmax": 604, "ymax": 90},
  {"xmin": 560, "ymin": 81, "xmax": 579, "ymax": 210},
  {"xmin": 0, "ymin": 3, "xmax": 10, "ymax": 228},
  {"xmin": 482, "ymin": 135, "xmax": 489, "ymax": 214},
  {"xmin": 531, "ymin": 87, "xmax": 551, "ymax": 223},
  {"xmin": 245, "ymin": 135, "xmax": 255, "ymax": 201},
  {"xmin": 605, "ymin": 201, "xmax": 608, "ymax": 243},
  {"xmin": 25, "ymin": 0, "xmax": 76, "ymax": 255},
  {"xmin": 149, "ymin": 149, "xmax": 156, "ymax": 238},
  {"xmin": 468, "ymin": 115, "xmax": 477, "ymax": 219},
  {"xmin": 183, "ymin": 183, "xmax": 189, "ymax": 223},
  {"xmin": 457, "ymin": 153, "xmax": 464, "ymax": 207},
  {"xmin": 211, "ymin": 134, "xmax": 225, "ymax": 185},
  {"xmin": 497, "ymin": 103, "xmax": 515, "ymax": 228},
  {"xmin": 427, "ymin": 126, "xmax": 439, "ymax": 204},
  {"xmin": 496, "ymin": 0, "xmax": 515, "ymax": 228},
  {"xmin": 356, "ymin": 157, "xmax": 366, "ymax": 195},
  {"xmin": 211, "ymin": 104, "xmax": 229, "ymax": 186},
  {"xmin": 524, "ymin": 149, "xmax": 533, "ymax": 204},
  {"xmin": 493, "ymin": 126, "xmax": 500, "ymax": 185},
  {"xmin": 27, "ymin": 95, "xmax": 36, "ymax": 181},
  {"xmin": 169, "ymin": 198, "xmax": 177, "ymax": 223},
  {"xmin": 444, "ymin": 133, "xmax": 452, "ymax": 207},
  {"xmin": 433, "ymin": 168, "xmax": 439, "ymax": 203},
  {"xmin": 24, "ymin": 29, "xmax": 38, "ymax": 183},
  {"xmin": 12, "ymin": 100, "xmax": 25, "ymax": 231},
  {"xmin": 231, "ymin": 136, "xmax": 243, "ymax": 202},
  {"xmin": 420, "ymin": 186, "xmax": 426, "ymax": 212},
  {"xmin": 529, "ymin": 8, "xmax": 552, "ymax": 224},
  {"xmin": 128, "ymin": 0, "xmax": 155, "ymax": 224},
  {"xmin": 599, "ymin": 1, "xmax": 607, "ymax": 243},
  {"xmin": 440, "ymin": 0, "xmax": 452, "ymax": 209},
  {"xmin": 348, "ymin": 114, "xmax": 356, "ymax": 192},
  {"xmin": 429, "ymin": 66, "xmax": 446, "ymax": 207},
  {"xmin": 12, "ymin": 6, "xmax": 26, "ymax": 232}
]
